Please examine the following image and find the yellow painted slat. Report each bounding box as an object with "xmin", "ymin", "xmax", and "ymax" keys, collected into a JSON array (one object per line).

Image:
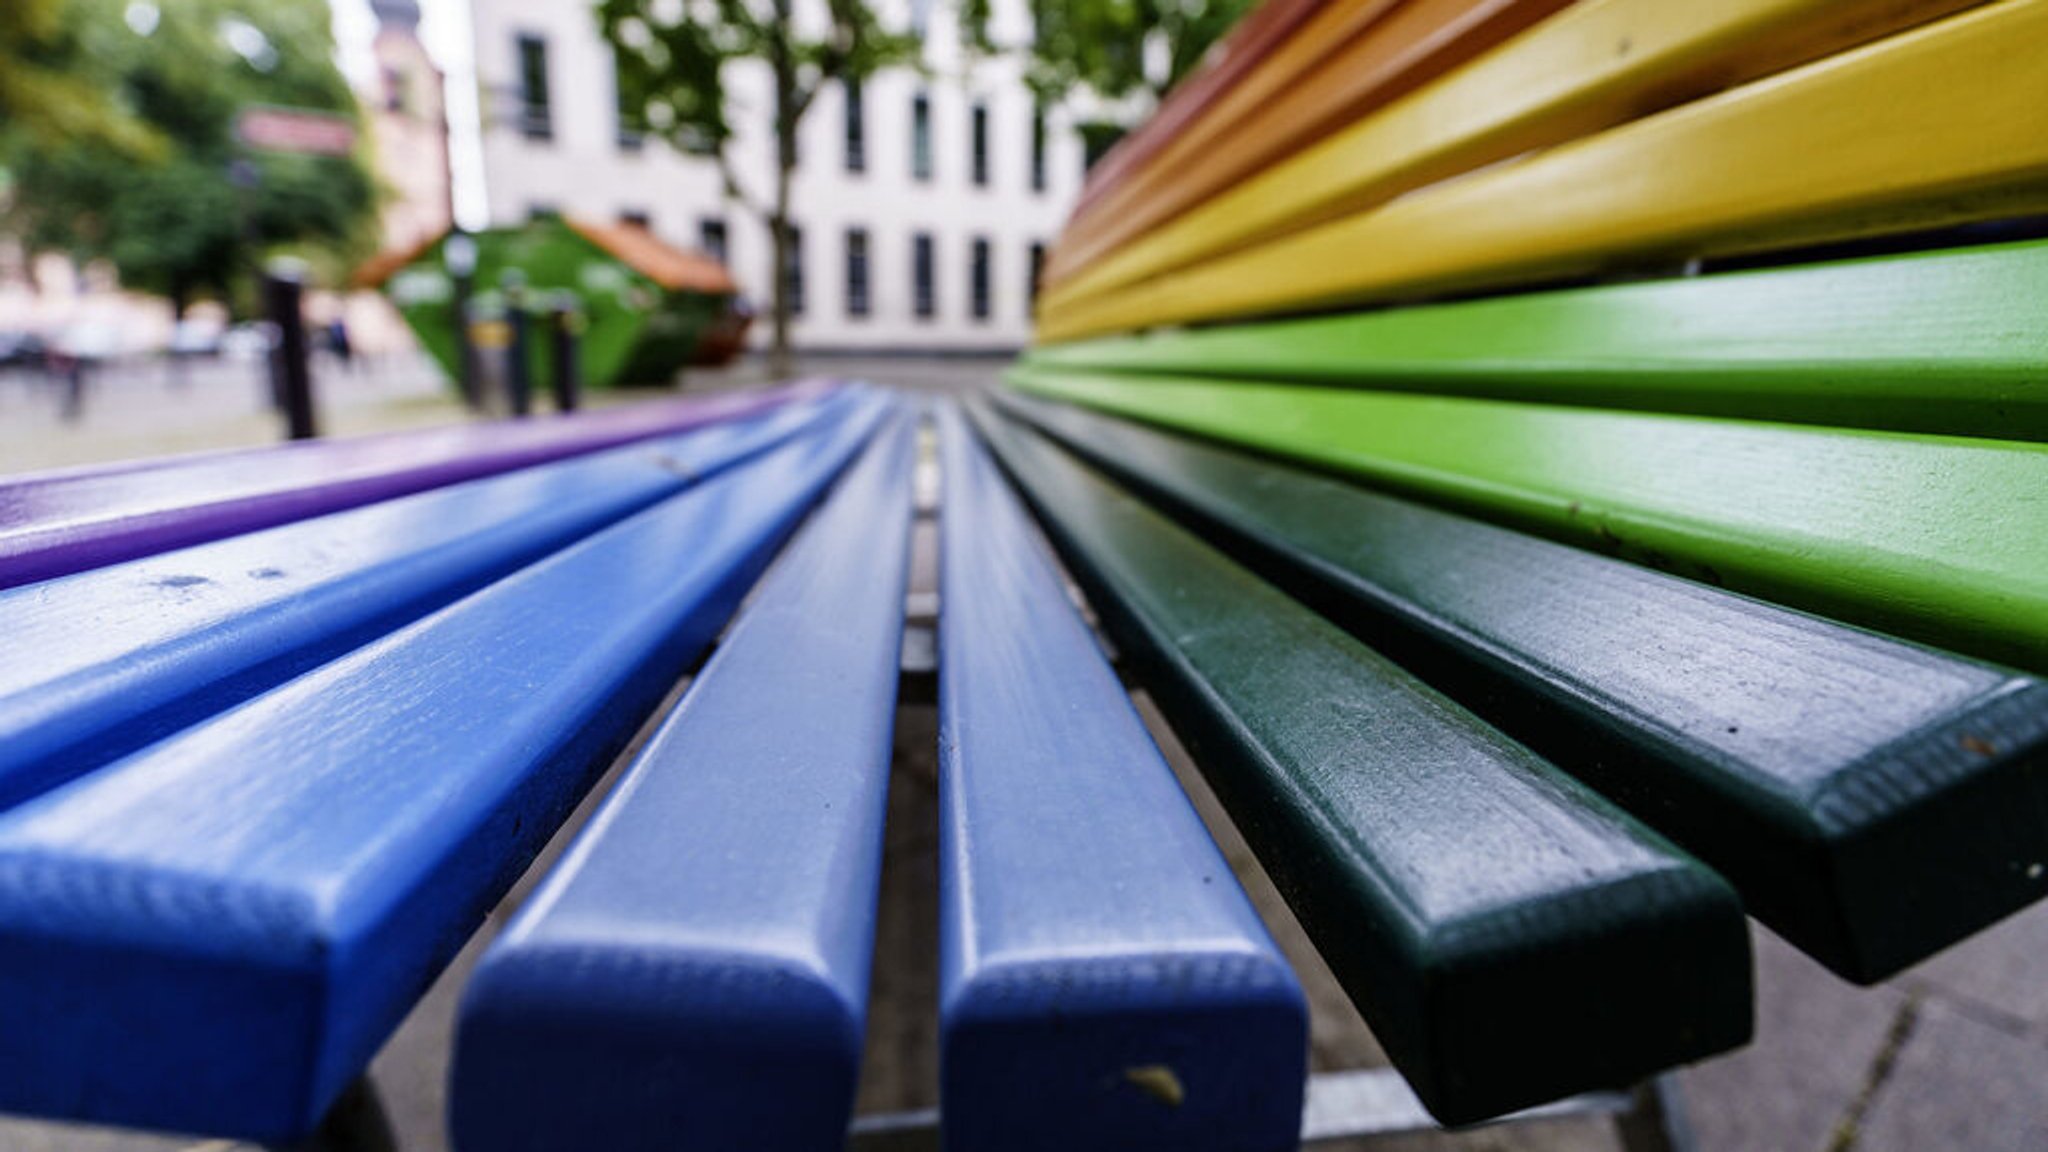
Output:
[
  {"xmin": 1039, "ymin": 0, "xmax": 1986, "ymax": 320},
  {"xmin": 1038, "ymin": 0, "xmax": 2048, "ymax": 343}
]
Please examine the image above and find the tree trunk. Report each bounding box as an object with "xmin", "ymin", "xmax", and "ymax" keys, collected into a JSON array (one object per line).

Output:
[{"xmin": 767, "ymin": 3, "xmax": 796, "ymax": 382}]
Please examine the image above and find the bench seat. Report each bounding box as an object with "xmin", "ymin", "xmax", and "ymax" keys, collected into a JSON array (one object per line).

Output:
[
  {"xmin": 996, "ymin": 390, "xmax": 2048, "ymax": 983},
  {"xmin": 0, "ymin": 402, "xmax": 881, "ymax": 1140},
  {"xmin": 969, "ymin": 401, "xmax": 1751, "ymax": 1123},
  {"xmin": 449, "ymin": 413, "xmax": 916, "ymax": 1152},
  {"xmin": 935, "ymin": 407, "xmax": 1308, "ymax": 1150},
  {"xmin": 0, "ymin": 389, "xmax": 865, "ymax": 811}
]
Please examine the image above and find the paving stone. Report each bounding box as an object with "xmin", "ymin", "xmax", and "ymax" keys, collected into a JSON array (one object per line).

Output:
[
  {"xmin": 1680, "ymin": 926, "xmax": 1906, "ymax": 1152},
  {"xmin": 1855, "ymin": 999, "xmax": 2048, "ymax": 1152},
  {"xmin": 1897, "ymin": 899, "xmax": 2048, "ymax": 1043}
]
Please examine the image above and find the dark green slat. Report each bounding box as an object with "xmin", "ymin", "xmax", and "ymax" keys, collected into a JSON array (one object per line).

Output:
[
  {"xmin": 965, "ymin": 399, "xmax": 1752, "ymax": 1125},
  {"xmin": 998, "ymin": 390, "xmax": 2048, "ymax": 983}
]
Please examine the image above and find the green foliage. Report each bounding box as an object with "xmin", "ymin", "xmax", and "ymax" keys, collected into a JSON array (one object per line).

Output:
[
  {"xmin": 1025, "ymin": 0, "xmax": 1256, "ymax": 106},
  {"xmin": 0, "ymin": 0, "xmax": 377, "ymax": 312},
  {"xmin": 0, "ymin": 0, "xmax": 161, "ymax": 156}
]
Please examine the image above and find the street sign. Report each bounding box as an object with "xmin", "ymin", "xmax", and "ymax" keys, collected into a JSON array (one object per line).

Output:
[{"xmin": 236, "ymin": 106, "xmax": 357, "ymax": 157}]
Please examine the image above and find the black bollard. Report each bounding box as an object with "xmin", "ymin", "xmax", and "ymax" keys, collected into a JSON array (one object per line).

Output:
[
  {"xmin": 502, "ymin": 273, "xmax": 532, "ymax": 418},
  {"xmin": 547, "ymin": 294, "xmax": 581, "ymax": 413},
  {"xmin": 264, "ymin": 265, "xmax": 318, "ymax": 441},
  {"xmin": 445, "ymin": 233, "xmax": 483, "ymax": 412}
]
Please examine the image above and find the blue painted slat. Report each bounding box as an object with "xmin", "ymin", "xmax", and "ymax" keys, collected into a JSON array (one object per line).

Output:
[
  {"xmin": 0, "ymin": 388, "xmax": 872, "ymax": 812},
  {"xmin": 934, "ymin": 403, "xmax": 1307, "ymax": 1152},
  {"xmin": 0, "ymin": 400, "xmax": 889, "ymax": 1142},
  {"xmin": 448, "ymin": 414, "xmax": 917, "ymax": 1152}
]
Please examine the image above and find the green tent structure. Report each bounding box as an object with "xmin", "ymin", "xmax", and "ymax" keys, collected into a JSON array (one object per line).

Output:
[{"xmin": 357, "ymin": 214, "xmax": 752, "ymax": 390}]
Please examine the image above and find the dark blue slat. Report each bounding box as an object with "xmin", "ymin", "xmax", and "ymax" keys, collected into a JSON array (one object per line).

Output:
[
  {"xmin": 0, "ymin": 389, "xmax": 869, "ymax": 812},
  {"xmin": 448, "ymin": 414, "xmax": 917, "ymax": 1151},
  {"xmin": 935, "ymin": 402, "xmax": 1307, "ymax": 1152},
  {"xmin": 0, "ymin": 401, "xmax": 889, "ymax": 1142}
]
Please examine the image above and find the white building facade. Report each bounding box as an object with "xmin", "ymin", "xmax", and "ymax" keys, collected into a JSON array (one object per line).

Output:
[{"xmin": 464, "ymin": 0, "xmax": 1084, "ymax": 352}]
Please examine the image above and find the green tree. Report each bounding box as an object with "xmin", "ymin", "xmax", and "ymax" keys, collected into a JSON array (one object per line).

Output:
[
  {"xmin": 598, "ymin": 0, "xmax": 928, "ymax": 373},
  {"xmin": 1025, "ymin": 0, "xmax": 1255, "ymax": 105},
  {"xmin": 0, "ymin": 0, "xmax": 160, "ymax": 156},
  {"xmin": 1, "ymin": 0, "xmax": 377, "ymax": 316}
]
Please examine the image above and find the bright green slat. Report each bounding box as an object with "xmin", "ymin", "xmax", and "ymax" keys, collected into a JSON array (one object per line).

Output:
[
  {"xmin": 1006, "ymin": 366, "xmax": 2048, "ymax": 674},
  {"xmin": 1027, "ymin": 240, "xmax": 2048, "ymax": 441}
]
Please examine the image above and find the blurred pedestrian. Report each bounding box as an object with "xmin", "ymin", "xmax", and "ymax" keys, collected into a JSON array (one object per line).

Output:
[{"xmin": 327, "ymin": 317, "xmax": 354, "ymax": 372}]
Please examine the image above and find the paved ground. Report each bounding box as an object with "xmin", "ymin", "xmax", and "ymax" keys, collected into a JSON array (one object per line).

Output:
[{"xmin": 0, "ymin": 354, "xmax": 2041, "ymax": 1150}]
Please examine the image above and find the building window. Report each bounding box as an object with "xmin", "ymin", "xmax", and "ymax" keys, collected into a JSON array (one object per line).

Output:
[
  {"xmin": 620, "ymin": 209, "xmax": 653, "ymax": 230},
  {"xmin": 913, "ymin": 233, "xmax": 935, "ymax": 320},
  {"xmin": 971, "ymin": 102, "xmax": 989, "ymax": 187},
  {"xmin": 782, "ymin": 224, "xmax": 805, "ymax": 317},
  {"xmin": 700, "ymin": 218, "xmax": 729, "ymax": 265},
  {"xmin": 615, "ymin": 52, "xmax": 645, "ymax": 151},
  {"xmin": 845, "ymin": 228, "xmax": 870, "ymax": 318},
  {"xmin": 844, "ymin": 79, "xmax": 866, "ymax": 173},
  {"xmin": 911, "ymin": 93, "xmax": 932, "ymax": 182},
  {"xmin": 1029, "ymin": 241, "xmax": 1046, "ymax": 305},
  {"xmin": 527, "ymin": 203, "xmax": 560, "ymax": 221},
  {"xmin": 970, "ymin": 237, "xmax": 992, "ymax": 321},
  {"xmin": 516, "ymin": 33, "xmax": 552, "ymax": 141},
  {"xmin": 1031, "ymin": 104, "xmax": 1048, "ymax": 192}
]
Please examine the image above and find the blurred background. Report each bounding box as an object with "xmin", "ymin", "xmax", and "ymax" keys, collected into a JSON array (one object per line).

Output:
[{"xmin": 0, "ymin": 0, "xmax": 1233, "ymax": 471}]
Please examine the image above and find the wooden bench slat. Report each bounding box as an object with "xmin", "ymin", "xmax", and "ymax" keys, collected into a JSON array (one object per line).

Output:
[
  {"xmin": 0, "ymin": 383, "xmax": 824, "ymax": 589},
  {"xmin": 935, "ymin": 404, "xmax": 1307, "ymax": 1151},
  {"xmin": 448, "ymin": 415, "xmax": 916, "ymax": 1151},
  {"xmin": 999, "ymin": 391, "xmax": 2048, "ymax": 982},
  {"xmin": 1060, "ymin": 0, "xmax": 1327, "ymax": 224},
  {"xmin": 1044, "ymin": 0, "xmax": 1980, "ymax": 311},
  {"xmin": 0, "ymin": 390, "xmax": 869, "ymax": 813},
  {"xmin": 0, "ymin": 404, "xmax": 886, "ymax": 1141},
  {"xmin": 1038, "ymin": 0, "xmax": 2048, "ymax": 341},
  {"xmin": 1030, "ymin": 239, "xmax": 2048, "ymax": 440},
  {"xmin": 967, "ymin": 400, "xmax": 1751, "ymax": 1124},
  {"xmin": 1046, "ymin": 0, "xmax": 1565, "ymax": 289},
  {"xmin": 1008, "ymin": 367, "xmax": 2048, "ymax": 676}
]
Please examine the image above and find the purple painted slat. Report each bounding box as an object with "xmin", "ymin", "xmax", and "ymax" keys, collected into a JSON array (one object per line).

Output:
[{"xmin": 0, "ymin": 383, "xmax": 831, "ymax": 589}]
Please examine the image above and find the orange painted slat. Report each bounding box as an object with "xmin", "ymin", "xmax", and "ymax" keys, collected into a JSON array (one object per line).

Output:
[
  {"xmin": 1066, "ymin": 0, "xmax": 1332, "ymax": 221},
  {"xmin": 1047, "ymin": 0, "xmax": 1572, "ymax": 288}
]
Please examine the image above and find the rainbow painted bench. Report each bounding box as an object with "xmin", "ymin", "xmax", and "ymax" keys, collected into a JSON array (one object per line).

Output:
[{"xmin": 0, "ymin": 0, "xmax": 2045, "ymax": 1149}]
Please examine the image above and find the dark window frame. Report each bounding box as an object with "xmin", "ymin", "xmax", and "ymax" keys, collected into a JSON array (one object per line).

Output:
[
  {"xmin": 913, "ymin": 232, "xmax": 936, "ymax": 320},
  {"xmin": 699, "ymin": 217, "xmax": 729, "ymax": 266},
  {"xmin": 1030, "ymin": 104, "xmax": 1048, "ymax": 192},
  {"xmin": 911, "ymin": 92, "xmax": 932, "ymax": 182},
  {"xmin": 970, "ymin": 236, "xmax": 992, "ymax": 321},
  {"xmin": 845, "ymin": 228, "xmax": 871, "ymax": 318},
  {"xmin": 844, "ymin": 78, "xmax": 866, "ymax": 173},
  {"xmin": 515, "ymin": 33, "xmax": 553, "ymax": 142},
  {"xmin": 1028, "ymin": 241, "xmax": 1047, "ymax": 306},
  {"xmin": 971, "ymin": 101, "xmax": 990, "ymax": 188}
]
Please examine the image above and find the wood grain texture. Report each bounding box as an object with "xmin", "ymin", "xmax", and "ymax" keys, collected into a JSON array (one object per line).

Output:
[
  {"xmin": 1046, "ymin": 0, "xmax": 1570, "ymax": 290},
  {"xmin": 1028, "ymin": 240, "xmax": 2048, "ymax": 440},
  {"xmin": 968, "ymin": 399, "xmax": 1751, "ymax": 1124},
  {"xmin": 1062, "ymin": 0, "xmax": 1331, "ymax": 222},
  {"xmin": 0, "ymin": 383, "xmax": 823, "ymax": 589},
  {"xmin": 1038, "ymin": 0, "xmax": 2045, "ymax": 341},
  {"xmin": 1007, "ymin": 367, "xmax": 2048, "ymax": 674},
  {"xmin": 1000, "ymin": 390, "xmax": 2048, "ymax": 982},
  {"xmin": 935, "ymin": 403, "xmax": 1306, "ymax": 1152},
  {"xmin": 0, "ymin": 406, "xmax": 885, "ymax": 1142},
  {"xmin": 450, "ymin": 417, "xmax": 916, "ymax": 1152},
  {"xmin": 0, "ymin": 391, "xmax": 865, "ymax": 813}
]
